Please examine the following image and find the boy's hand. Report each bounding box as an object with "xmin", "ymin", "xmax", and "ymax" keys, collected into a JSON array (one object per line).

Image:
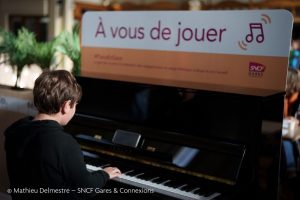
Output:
[{"xmin": 103, "ymin": 167, "xmax": 122, "ymax": 179}]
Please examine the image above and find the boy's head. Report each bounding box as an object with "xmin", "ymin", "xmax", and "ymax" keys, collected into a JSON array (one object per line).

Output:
[{"xmin": 33, "ymin": 70, "xmax": 82, "ymax": 115}]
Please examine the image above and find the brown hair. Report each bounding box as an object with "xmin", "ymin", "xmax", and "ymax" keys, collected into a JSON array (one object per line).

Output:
[{"xmin": 33, "ymin": 70, "xmax": 82, "ymax": 114}]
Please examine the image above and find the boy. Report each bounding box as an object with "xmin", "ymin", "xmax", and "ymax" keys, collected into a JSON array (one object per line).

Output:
[{"xmin": 4, "ymin": 70, "xmax": 121, "ymax": 200}]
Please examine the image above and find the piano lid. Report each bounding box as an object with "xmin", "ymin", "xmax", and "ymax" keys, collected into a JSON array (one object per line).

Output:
[{"xmin": 75, "ymin": 75, "xmax": 283, "ymax": 142}]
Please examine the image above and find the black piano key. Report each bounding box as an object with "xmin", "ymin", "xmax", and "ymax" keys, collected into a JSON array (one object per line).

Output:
[
  {"xmin": 118, "ymin": 167, "xmax": 132, "ymax": 174},
  {"xmin": 201, "ymin": 188, "xmax": 215, "ymax": 197},
  {"xmin": 125, "ymin": 170, "xmax": 145, "ymax": 177},
  {"xmin": 192, "ymin": 185, "xmax": 215, "ymax": 196},
  {"xmin": 134, "ymin": 173, "xmax": 144, "ymax": 177},
  {"xmin": 150, "ymin": 177, "xmax": 166, "ymax": 184},
  {"xmin": 138, "ymin": 173, "xmax": 158, "ymax": 181},
  {"xmin": 160, "ymin": 180, "xmax": 171, "ymax": 185},
  {"xmin": 177, "ymin": 184, "xmax": 188, "ymax": 189},
  {"xmin": 197, "ymin": 189, "xmax": 211, "ymax": 196},
  {"xmin": 202, "ymin": 190, "xmax": 215, "ymax": 197},
  {"xmin": 118, "ymin": 166, "xmax": 132, "ymax": 173},
  {"xmin": 123, "ymin": 170, "xmax": 135, "ymax": 175},
  {"xmin": 181, "ymin": 184, "xmax": 198, "ymax": 192},
  {"xmin": 189, "ymin": 187, "xmax": 201, "ymax": 194},
  {"xmin": 164, "ymin": 180, "xmax": 185, "ymax": 188},
  {"xmin": 130, "ymin": 171, "xmax": 144, "ymax": 176},
  {"xmin": 99, "ymin": 163, "xmax": 111, "ymax": 168}
]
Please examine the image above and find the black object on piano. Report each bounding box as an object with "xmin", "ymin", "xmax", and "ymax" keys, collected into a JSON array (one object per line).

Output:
[
  {"xmin": 65, "ymin": 76, "xmax": 284, "ymax": 200},
  {"xmin": 112, "ymin": 129, "xmax": 142, "ymax": 148}
]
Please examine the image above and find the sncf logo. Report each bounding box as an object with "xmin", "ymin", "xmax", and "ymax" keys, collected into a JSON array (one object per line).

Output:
[{"xmin": 248, "ymin": 62, "xmax": 266, "ymax": 77}]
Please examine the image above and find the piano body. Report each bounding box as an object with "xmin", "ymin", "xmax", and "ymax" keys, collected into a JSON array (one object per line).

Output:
[{"xmin": 65, "ymin": 76, "xmax": 284, "ymax": 200}]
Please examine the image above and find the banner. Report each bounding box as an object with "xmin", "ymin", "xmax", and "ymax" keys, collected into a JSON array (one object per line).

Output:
[{"xmin": 81, "ymin": 10, "xmax": 293, "ymax": 95}]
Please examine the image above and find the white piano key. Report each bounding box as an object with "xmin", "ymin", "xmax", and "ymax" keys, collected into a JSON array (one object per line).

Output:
[
  {"xmin": 86, "ymin": 164, "xmax": 221, "ymax": 200},
  {"xmin": 86, "ymin": 164, "xmax": 102, "ymax": 171},
  {"xmin": 206, "ymin": 192, "xmax": 222, "ymax": 200}
]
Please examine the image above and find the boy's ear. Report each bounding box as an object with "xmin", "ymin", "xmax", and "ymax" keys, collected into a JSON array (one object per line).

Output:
[{"xmin": 61, "ymin": 100, "xmax": 71, "ymax": 114}]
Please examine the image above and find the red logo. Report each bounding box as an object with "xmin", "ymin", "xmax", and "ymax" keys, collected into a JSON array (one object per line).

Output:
[{"xmin": 248, "ymin": 62, "xmax": 266, "ymax": 77}]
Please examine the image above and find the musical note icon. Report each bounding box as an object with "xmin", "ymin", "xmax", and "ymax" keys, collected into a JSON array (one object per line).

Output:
[{"xmin": 245, "ymin": 23, "xmax": 264, "ymax": 43}]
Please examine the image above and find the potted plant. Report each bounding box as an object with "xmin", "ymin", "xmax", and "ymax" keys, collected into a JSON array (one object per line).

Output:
[
  {"xmin": 0, "ymin": 25, "xmax": 81, "ymax": 88},
  {"xmin": 0, "ymin": 27, "xmax": 36, "ymax": 88},
  {"xmin": 33, "ymin": 39, "xmax": 57, "ymax": 70},
  {"xmin": 55, "ymin": 24, "xmax": 81, "ymax": 75}
]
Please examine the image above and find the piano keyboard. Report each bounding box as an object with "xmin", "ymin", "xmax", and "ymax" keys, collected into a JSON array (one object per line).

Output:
[{"xmin": 86, "ymin": 164, "xmax": 221, "ymax": 200}]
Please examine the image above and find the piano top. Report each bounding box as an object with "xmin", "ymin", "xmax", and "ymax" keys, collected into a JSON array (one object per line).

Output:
[{"xmin": 74, "ymin": 75, "xmax": 284, "ymax": 140}]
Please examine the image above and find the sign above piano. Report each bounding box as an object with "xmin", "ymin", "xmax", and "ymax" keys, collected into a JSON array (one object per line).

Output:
[{"xmin": 81, "ymin": 10, "xmax": 293, "ymax": 96}]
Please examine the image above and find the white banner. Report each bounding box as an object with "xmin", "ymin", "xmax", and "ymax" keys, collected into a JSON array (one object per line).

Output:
[{"xmin": 82, "ymin": 10, "xmax": 293, "ymax": 57}]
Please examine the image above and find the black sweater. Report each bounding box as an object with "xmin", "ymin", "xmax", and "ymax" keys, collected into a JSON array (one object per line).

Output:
[{"xmin": 4, "ymin": 116, "xmax": 109, "ymax": 200}]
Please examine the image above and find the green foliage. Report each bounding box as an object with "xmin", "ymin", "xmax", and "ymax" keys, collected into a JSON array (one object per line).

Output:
[
  {"xmin": 11, "ymin": 28, "xmax": 36, "ymax": 72},
  {"xmin": 0, "ymin": 27, "xmax": 16, "ymax": 55},
  {"xmin": 0, "ymin": 27, "xmax": 37, "ymax": 87},
  {"xmin": 55, "ymin": 24, "xmax": 81, "ymax": 75},
  {"xmin": 33, "ymin": 40, "xmax": 56, "ymax": 70},
  {"xmin": 0, "ymin": 25, "xmax": 81, "ymax": 87}
]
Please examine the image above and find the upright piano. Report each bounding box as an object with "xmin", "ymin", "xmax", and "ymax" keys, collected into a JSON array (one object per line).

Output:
[{"xmin": 65, "ymin": 76, "xmax": 284, "ymax": 200}]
